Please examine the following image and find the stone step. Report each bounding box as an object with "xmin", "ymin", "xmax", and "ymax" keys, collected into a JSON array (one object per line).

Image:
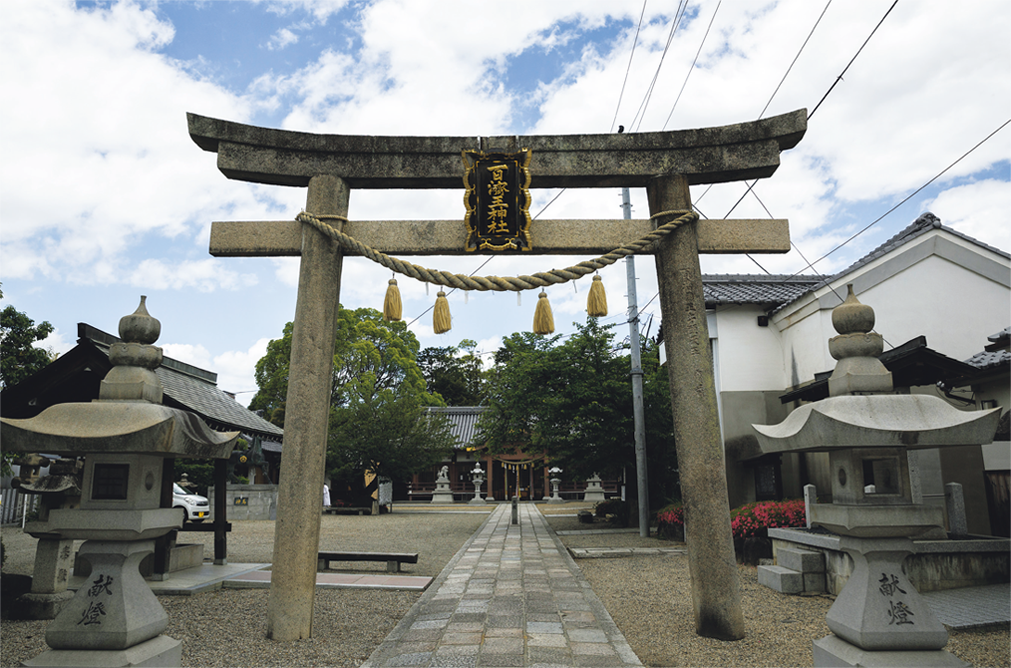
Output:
[
  {"xmin": 758, "ymin": 565, "xmax": 803, "ymax": 594},
  {"xmin": 777, "ymin": 546, "xmax": 825, "ymax": 574},
  {"xmin": 759, "ymin": 562, "xmax": 827, "ymax": 595}
]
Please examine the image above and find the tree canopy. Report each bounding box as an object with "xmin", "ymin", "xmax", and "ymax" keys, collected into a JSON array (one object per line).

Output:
[
  {"xmin": 417, "ymin": 339, "xmax": 487, "ymax": 406},
  {"xmin": 478, "ymin": 318, "xmax": 678, "ymax": 509},
  {"xmin": 0, "ymin": 286, "xmax": 54, "ymax": 390},
  {"xmin": 249, "ymin": 306, "xmax": 455, "ymax": 491}
]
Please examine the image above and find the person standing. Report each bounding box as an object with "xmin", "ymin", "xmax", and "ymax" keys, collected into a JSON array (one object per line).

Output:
[{"xmin": 322, "ymin": 482, "xmax": 331, "ymax": 509}]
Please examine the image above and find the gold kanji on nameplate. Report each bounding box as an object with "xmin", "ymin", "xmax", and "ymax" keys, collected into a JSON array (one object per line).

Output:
[{"xmin": 462, "ymin": 148, "xmax": 532, "ymax": 252}]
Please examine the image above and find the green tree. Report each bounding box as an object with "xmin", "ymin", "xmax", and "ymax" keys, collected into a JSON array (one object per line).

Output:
[
  {"xmin": 417, "ymin": 339, "xmax": 487, "ymax": 405},
  {"xmin": 327, "ymin": 378, "xmax": 455, "ymax": 487},
  {"xmin": 249, "ymin": 306, "xmax": 453, "ymax": 493},
  {"xmin": 478, "ymin": 319, "xmax": 678, "ymax": 511},
  {"xmin": 0, "ymin": 287, "xmax": 55, "ymax": 390},
  {"xmin": 249, "ymin": 306, "xmax": 437, "ymax": 426}
]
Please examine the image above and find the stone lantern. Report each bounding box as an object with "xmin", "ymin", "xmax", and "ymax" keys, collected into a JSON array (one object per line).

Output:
[
  {"xmin": 1, "ymin": 298, "xmax": 238, "ymax": 668},
  {"xmin": 752, "ymin": 286, "xmax": 1000, "ymax": 667},
  {"xmin": 468, "ymin": 464, "xmax": 486, "ymax": 505},
  {"xmin": 547, "ymin": 467, "xmax": 564, "ymax": 504}
]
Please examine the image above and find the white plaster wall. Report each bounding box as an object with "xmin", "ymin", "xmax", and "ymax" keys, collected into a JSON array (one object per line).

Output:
[
  {"xmin": 713, "ymin": 306, "xmax": 788, "ymax": 392},
  {"xmin": 771, "ymin": 234, "xmax": 1010, "ymax": 384},
  {"xmin": 776, "ymin": 306, "xmax": 836, "ymax": 385},
  {"xmin": 859, "ymin": 255, "xmax": 1010, "ymax": 361}
]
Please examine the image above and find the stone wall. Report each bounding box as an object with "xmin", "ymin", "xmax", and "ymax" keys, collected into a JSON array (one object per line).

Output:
[{"xmin": 207, "ymin": 484, "xmax": 278, "ymax": 521}]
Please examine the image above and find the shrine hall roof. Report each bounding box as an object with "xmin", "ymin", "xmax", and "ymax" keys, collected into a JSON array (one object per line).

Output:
[{"xmin": 426, "ymin": 406, "xmax": 485, "ymax": 450}]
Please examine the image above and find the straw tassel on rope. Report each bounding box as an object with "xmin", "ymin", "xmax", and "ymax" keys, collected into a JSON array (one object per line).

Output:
[
  {"xmin": 587, "ymin": 274, "xmax": 607, "ymax": 317},
  {"xmin": 533, "ymin": 290, "xmax": 554, "ymax": 335},
  {"xmin": 383, "ymin": 278, "xmax": 402, "ymax": 321},
  {"xmin": 433, "ymin": 290, "xmax": 452, "ymax": 334}
]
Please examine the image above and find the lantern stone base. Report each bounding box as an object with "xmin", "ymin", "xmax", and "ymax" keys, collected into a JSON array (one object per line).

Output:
[
  {"xmin": 22, "ymin": 634, "xmax": 181, "ymax": 668},
  {"xmin": 813, "ymin": 635, "xmax": 966, "ymax": 667},
  {"xmin": 431, "ymin": 482, "xmax": 454, "ymax": 504}
]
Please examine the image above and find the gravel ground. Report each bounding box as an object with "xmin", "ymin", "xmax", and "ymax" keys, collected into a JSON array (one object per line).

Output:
[
  {"xmin": 2, "ymin": 504, "xmax": 1008, "ymax": 667},
  {"xmin": 1, "ymin": 507, "xmax": 488, "ymax": 667},
  {"xmin": 544, "ymin": 513, "xmax": 1010, "ymax": 668}
]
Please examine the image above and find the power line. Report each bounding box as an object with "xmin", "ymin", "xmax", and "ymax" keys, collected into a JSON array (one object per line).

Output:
[
  {"xmin": 661, "ymin": 0, "xmax": 720, "ymax": 131},
  {"xmin": 757, "ymin": 0, "xmax": 832, "ymax": 119},
  {"xmin": 808, "ymin": 0, "xmax": 899, "ymax": 120},
  {"xmin": 609, "ymin": 0, "xmax": 650, "ymax": 133},
  {"xmin": 630, "ymin": 1, "xmax": 691, "ymax": 132},
  {"xmin": 800, "ymin": 117, "xmax": 1011, "ymax": 272}
]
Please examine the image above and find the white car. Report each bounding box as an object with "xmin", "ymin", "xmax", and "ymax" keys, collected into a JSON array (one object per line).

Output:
[{"xmin": 173, "ymin": 483, "xmax": 210, "ymax": 522}]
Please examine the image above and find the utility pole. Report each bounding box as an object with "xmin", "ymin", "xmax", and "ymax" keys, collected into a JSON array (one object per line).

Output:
[{"xmin": 622, "ymin": 186, "xmax": 650, "ymax": 537}]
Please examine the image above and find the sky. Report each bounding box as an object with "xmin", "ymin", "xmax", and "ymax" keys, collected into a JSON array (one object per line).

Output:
[{"xmin": 1, "ymin": 0, "xmax": 1009, "ymax": 405}]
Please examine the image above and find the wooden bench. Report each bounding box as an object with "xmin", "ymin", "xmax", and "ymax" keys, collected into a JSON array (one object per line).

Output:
[
  {"xmin": 323, "ymin": 506, "xmax": 373, "ymax": 515},
  {"xmin": 317, "ymin": 551, "xmax": 419, "ymax": 573}
]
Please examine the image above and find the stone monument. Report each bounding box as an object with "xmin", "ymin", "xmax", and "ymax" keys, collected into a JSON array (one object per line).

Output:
[
  {"xmin": 753, "ymin": 286, "xmax": 1001, "ymax": 667},
  {"xmin": 11, "ymin": 457, "xmax": 83, "ymax": 619},
  {"xmin": 583, "ymin": 473, "xmax": 605, "ymax": 502},
  {"xmin": 1, "ymin": 298, "xmax": 239, "ymax": 668},
  {"xmin": 431, "ymin": 465, "xmax": 454, "ymax": 504},
  {"xmin": 468, "ymin": 464, "xmax": 486, "ymax": 505}
]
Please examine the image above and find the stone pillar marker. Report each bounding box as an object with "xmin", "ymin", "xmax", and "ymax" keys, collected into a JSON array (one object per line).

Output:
[
  {"xmin": 266, "ymin": 175, "xmax": 348, "ymax": 642},
  {"xmin": 804, "ymin": 484, "xmax": 817, "ymax": 529},
  {"xmin": 944, "ymin": 482, "xmax": 968, "ymax": 538},
  {"xmin": 650, "ymin": 173, "xmax": 746, "ymax": 641}
]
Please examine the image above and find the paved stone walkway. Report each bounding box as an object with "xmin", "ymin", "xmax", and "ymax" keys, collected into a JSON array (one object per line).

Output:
[
  {"xmin": 362, "ymin": 503, "xmax": 642, "ymax": 668},
  {"xmin": 922, "ymin": 582, "xmax": 1011, "ymax": 630}
]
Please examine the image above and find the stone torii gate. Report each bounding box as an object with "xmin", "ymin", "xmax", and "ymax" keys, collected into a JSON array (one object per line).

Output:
[{"xmin": 188, "ymin": 109, "xmax": 807, "ymax": 642}]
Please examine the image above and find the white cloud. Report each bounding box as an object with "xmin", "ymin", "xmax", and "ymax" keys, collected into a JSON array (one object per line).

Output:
[
  {"xmin": 267, "ymin": 27, "xmax": 300, "ymax": 50},
  {"xmin": 0, "ymin": 0, "xmax": 274, "ymax": 285},
  {"xmin": 160, "ymin": 342, "xmax": 213, "ymax": 370},
  {"xmin": 127, "ymin": 259, "xmax": 259, "ymax": 292},
  {"xmin": 925, "ymin": 179, "xmax": 1011, "ymax": 252},
  {"xmin": 35, "ymin": 327, "xmax": 75, "ymax": 358}
]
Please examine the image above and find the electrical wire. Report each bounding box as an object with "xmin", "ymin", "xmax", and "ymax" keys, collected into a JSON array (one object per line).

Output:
[
  {"xmin": 609, "ymin": 0, "xmax": 650, "ymax": 134},
  {"xmin": 808, "ymin": 0, "xmax": 899, "ymax": 120},
  {"xmin": 757, "ymin": 0, "xmax": 832, "ymax": 120},
  {"xmin": 630, "ymin": 1, "xmax": 691, "ymax": 132},
  {"xmin": 661, "ymin": 0, "xmax": 720, "ymax": 131},
  {"xmin": 800, "ymin": 118, "xmax": 1011, "ymax": 272}
]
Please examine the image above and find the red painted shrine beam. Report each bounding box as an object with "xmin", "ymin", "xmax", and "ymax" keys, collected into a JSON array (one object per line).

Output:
[{"xmin": 187, "ymin": 110, "xmax": 806, "ymax": 190}]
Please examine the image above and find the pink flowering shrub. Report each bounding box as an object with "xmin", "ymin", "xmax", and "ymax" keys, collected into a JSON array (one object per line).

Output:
[
  {"xmin": 656, "ymin": 499, "xmax": 806, "ymax": 541},
  {"xmin": 729, "ymin": 499, "xmax": 806, "ymax": 539},
  {"xmin": 655, "ymin": 503, "xmax": 684, "ymax": 540}
]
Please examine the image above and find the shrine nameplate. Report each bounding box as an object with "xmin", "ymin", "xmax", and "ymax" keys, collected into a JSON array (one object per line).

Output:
[{"xmin": 463, "ymin": 149, "xmax": 532, "ymax": 252}]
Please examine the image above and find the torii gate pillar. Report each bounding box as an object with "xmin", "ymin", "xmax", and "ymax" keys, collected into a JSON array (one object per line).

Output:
[
  {"xmin": 650, "ymin": 174, "xmax": 745, "ymax": 639},
  {"xmin": 266, "ymin": 175, "xmax": 348, "ymax": 640}
]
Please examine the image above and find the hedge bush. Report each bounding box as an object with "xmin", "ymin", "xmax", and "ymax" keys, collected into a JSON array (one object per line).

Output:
[
  {"xmin": 655, "ymin": 499, "xmax": 805, "ymax": 540},
  {"xmin": 594, "ymin": 498, "xmax": 629, "ymax": 526}
]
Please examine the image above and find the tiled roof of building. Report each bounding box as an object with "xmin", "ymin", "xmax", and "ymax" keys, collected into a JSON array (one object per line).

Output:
[
  {"xmin": 702, "ymin": 274, "xmax": 822, "ymax": 306},
  {"xmin": 809, "ymin": 212, "xmax": 1009, "ymax": 292},
  {"xmin": 80, "ymin": 323, "xmax": 283, "ymax": 439},
  {"xmin": 427, "ymin": 406, "xmax": 485, "ymax": 449},
  {"xmin": 705, "ymin": 213, "xmax": 1009, "ymax": 315},
  {"xmin": 964, "ymin": 350, "xmax": 1011, "ymax": 370},
  {"xmin": 986, "ymin": 327, "xmax": 1011, "ymax": 349}
]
